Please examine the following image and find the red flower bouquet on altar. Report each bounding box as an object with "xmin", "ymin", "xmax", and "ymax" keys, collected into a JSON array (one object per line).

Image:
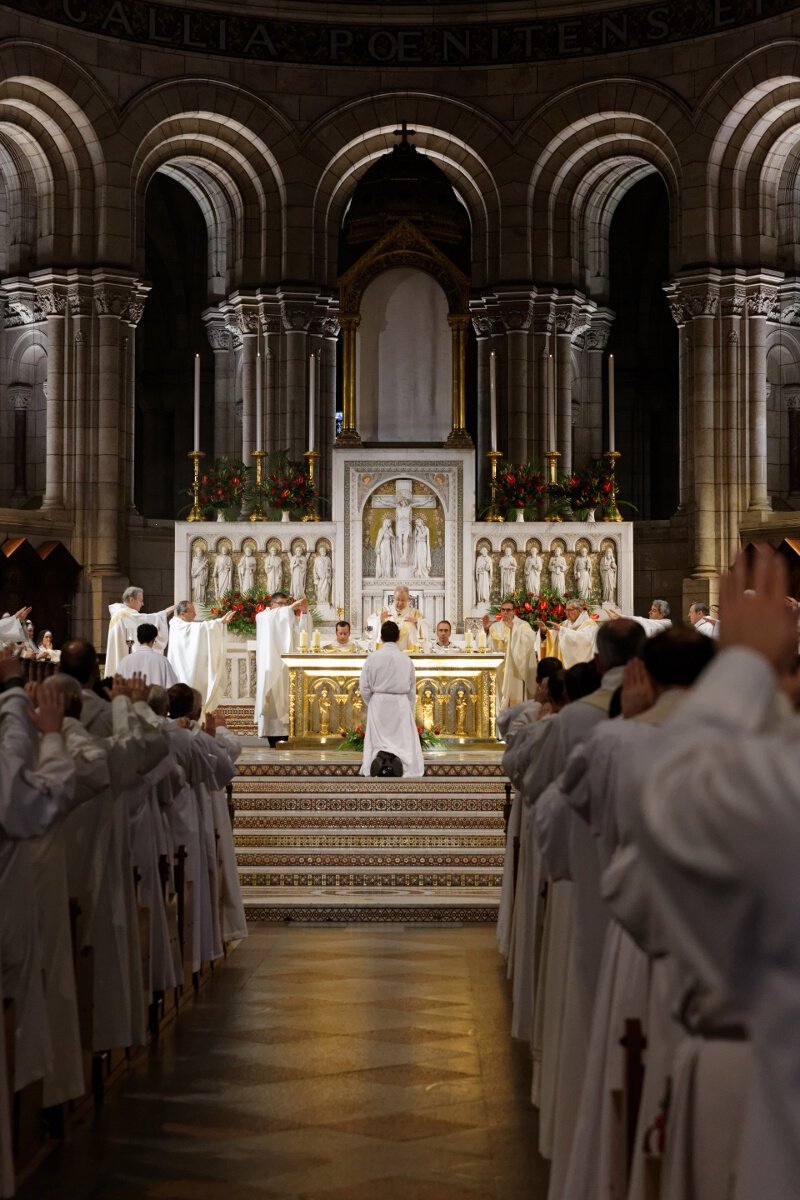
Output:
[
  {"xmin": 490, "ymin": 588, "xmax": 579, "ymax": 630},
  {"xmin": 196, "ymin": 457, "xmax": 249, "ymax": 515},
  {"xmin": 265, "ymin": 460, "xmax": 315, "ymax": 515},
  {"xmin": 493, "ymin": 461, "xmax": 547, "ymax": 515},
  {"xmin": 208, "ymin": 588, "xmax": 272, "ymax": 637}
]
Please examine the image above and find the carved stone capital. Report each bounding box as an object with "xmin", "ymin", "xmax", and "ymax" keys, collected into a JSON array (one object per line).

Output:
[
  {"xmin": 321, "ymin": 317, "xmax": 340, "ymax": 338},
  {"xmin": 681, "ymin": 287, "xmax": 719, "ymax": 318},
  {"xmin": 498, "ymin": 300, "xmax": 533, "ymax": 333},
  {"xmin": 281, "ymin": 303, "xmax": 314, "ymax": 333},
  {"xmin": 721, "ymin": 289, "xmax": 746, "ymax": 317},
  {"xmin": 786, "ymin": 391, "xmax": 800, "ymax": 412},
  {"xmin": 9, "ymin": 389, "xmax": 31, "ymax": 412},
  {"xmin": 471, "ymin": 315, "xmax": 492, "ymax": 337},
  {"xmin": 95, "ymin": 285, "xmax": 135, "ymax": 319},
  {"xmin": 746, "ymin": 288, "xmax": 779, "ymax": 317},
  {"xmin": 261, "ymin": 316, "xmax": 282, "ymax": 335},
  {"xmin": 36, "ymin": 285, "xmax": 68, "ymax": 318}
]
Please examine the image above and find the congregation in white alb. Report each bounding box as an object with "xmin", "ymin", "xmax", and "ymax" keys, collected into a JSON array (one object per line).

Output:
[{"xmin": 2, "ymin": 0, "xmax": 800, "ymax": 1197}]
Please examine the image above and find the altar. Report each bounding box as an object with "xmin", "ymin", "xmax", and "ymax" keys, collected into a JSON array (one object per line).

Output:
[
  {"xmin": 173, "ymin": 447, "xmax": 634, "ymax": 729},
  {"xmin": 283, "ymin": 650, "xmax": 506, "ymax": 747}
]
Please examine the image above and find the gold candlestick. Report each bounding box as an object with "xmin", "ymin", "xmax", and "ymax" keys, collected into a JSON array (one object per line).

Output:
[
  {"xmin": 544, "ymin": 450, "xmax": 562, "ymax": 522},
  {"xmin": 603, "ymin": 450, "xmax": 623, "ymax": 521},
  {"xmin": 187, "ymin": 450, "xmax": 205, "ymax": 522},
  {"xmin": 249, "ymin": 450, "xmax": 268, "ymax": 521},
  {"xmin": 485, "ymin": 449, "xmax": 505, "ymax": 522},
  {"xmin": 302, "ymin": 449, "xmax": 320, "ymax": 522}
]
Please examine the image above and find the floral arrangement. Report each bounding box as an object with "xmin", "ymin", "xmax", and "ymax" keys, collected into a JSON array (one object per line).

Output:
[
  {"xmin": 197, "ymin": 457, "xmax": 249, "ymax": 514},
  {"xmin": 206, "ymin": 588, "xmax": 321, "ymax": 637},
  {"xmin": 338, "ymin": 725, "xmax": 445, "ymax": 751},
  {"xmin": 494, "ymin": 461, "xmax": 547, "ymax": 513},
  {"xmin": 265, "ymin": 456, "xmax": 316, "ymax": 514},
  {"xmin": 208, "ymin": 588, "xmax": 271, "ymax": 637},
  {"xmin": 489, "ymin": 588, "xmax": 581, "ymax": 629},
  {"xmin": 555, "ymin": 458, "xmax": 617, "ymax": 517}
]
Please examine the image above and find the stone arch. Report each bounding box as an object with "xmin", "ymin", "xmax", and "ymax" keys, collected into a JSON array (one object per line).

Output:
[
  {"xmin": 699, "ymin": 43, "xmax": 800, "ymax": 266},
  {"xmin": 304, "ymin": 93, "xmax": 508, "ymax": 288},
  {"xmin": 123, "ymin": 80, "xmax": 293, "ymax": 290},
  {"xmin": 0, "ymin": 44, "xmax": 112, "ymax": 267},
  {"xmin": 524, "ymin": 80, "xmax": 687, "ymax": 291}
]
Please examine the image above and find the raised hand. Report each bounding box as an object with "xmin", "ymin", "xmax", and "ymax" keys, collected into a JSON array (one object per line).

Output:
[
  {"xmin": 129, "ymin": 672, "xmax": 149, "ymax": 703},
  {"xmin": 29, "ymin": 687, "xmax": 64, "ymax": 734},
  {"xmin": 720, "ymin": 548, "xmax": 797, "ymax": 672},
  {"xmin": 13, "ymin": 606, "xmax": 32, "ymax": 622},
  {"xmin": 621, "ymin": 657, "xmax": 656, "ymax": 719}
]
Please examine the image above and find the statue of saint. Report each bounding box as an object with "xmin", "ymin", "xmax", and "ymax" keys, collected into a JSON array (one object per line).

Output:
[
  {"xmin": 351, "ymin": 688, "xmax": 364, "ymax": 728},
  {"xmin": 574, "ymin": 546, "xmax": 592, "ymax": 600},
  {"xmin": 191, "ymin": 546, "xmax": 209, "ymax": 606},
  {"xmin": 264, "ymin": 547, "xmax": 283, "ymax": 595},
  {"xmin": 289, "ymin": 546, "xmax": 308, "ymax": 599},
  {"xmin": 420, "ymin": 688, "xmax": 435, "ymax": 732},
  {"xmin": 237, "ymin": 545, "xmax": 257, "ymax": 593},
  {"xmin": 318, "ymin": 686, "xmax": 332, "ymax": 736},
  {"xmin": 599, "ymin": 547, "xmax": 617, "ymax": 602},
  {"xmin": 549, "ymin": 547, "xmax": 567, "ymax": 597},
  {"xmin": 213, "ymin": 546, "xmax": 233, "ymax": 599},
  {"xmin": 313, "ymin": 545, "xmax": 332, "ymax": 606},
  {"xmin": 375, "ymin": 517, "xmax": 396, "ymax": 578},
  {"xmin": 412, "ymin": 517, "xmax": 431, "ymax": 579},
  {"xmin": 454, "ymin": 689, "xmax": 468, "ymax": 736},
  {"xmin": 475, "ymin": 546, "xmax": 492, "ymax": 606},
  {"xmin": 499, "ymin": 547, "xmax": 517, "ymax": 597},
  {"xmin": 524, "ymin": 548, "xmax": 542, "ymax": 597}
]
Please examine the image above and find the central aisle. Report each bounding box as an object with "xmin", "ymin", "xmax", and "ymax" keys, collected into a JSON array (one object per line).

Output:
[{"xmin": 21, "ymin": 925, "xmax": 550, "ymax": 1200}]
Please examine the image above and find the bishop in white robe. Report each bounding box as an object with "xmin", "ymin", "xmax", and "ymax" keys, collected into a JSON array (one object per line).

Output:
[
  {"xmin": 167, "ymin": 599, "xmax": 234, "ymax": 713},
  {"xmin": 0, "ymin": 608, "xmax": 29, "ymax": 647},
  {"xmin": 105, "ymin": 585, "xmax": 174, "ymax": 677}
]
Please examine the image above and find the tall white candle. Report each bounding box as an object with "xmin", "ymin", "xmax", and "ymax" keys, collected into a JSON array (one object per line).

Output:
[
  {"xmin": 489, "ymin": 350, "xmax": 497, "ymax": 451},
  {"xmin": 193, "ymin": 354, "xmax": 200, "ymax": 451},
  {"xmin": 255, "ymin": 352, "xmax": 263, "ymax": 451},
  {"xmin": 608, "ymin": 353, "xmax": 615, "ymax": 453},
  {"xmin": 308, "ymin": 352, "xmax": 316, "ymax": 453},
  {"xmin": 547, "ymin": 353, "xmax": 556, "ymax": 450}
]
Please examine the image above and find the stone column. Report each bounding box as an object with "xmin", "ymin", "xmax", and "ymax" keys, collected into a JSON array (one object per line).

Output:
[
  {"xmin": 230, "ymin": 292, "xmax": 260, "ymax": 462},
  {"xmin": 745, "ymin": 274, "xmax": 781, "ymax": 513},
  {"xmin": 9, "ymin": 388, "xmax": 30, "ymax": 502},
  {"xmin": 32, "ymin": 271, "xmax": 69, "ymax": 511},
  {"xmin": 555, "ymin": 298, "xmax": 581, "ymax": 475},
  {"xmin": 319, "ymin": 312, "xmax": 339, "ymax": 503},
  {"xmin": 203, "ymin": 307, "xmax": 234, "ymax": 459},
  {"xmin": 470, "ymin": 307, "xmax": 492, "ymax": 505},
  {"xmin": 585, "ymin": 309, "xmax": 613, "ymax": 459},
  {"xmin": 280, "ymin": 292, "xmax": 317, "ymax": 457},
  {"xmin": 497, "ymin": 291, "xmax": 533, "ymax": 459},
  {"xmin": 665, "ymin": 282, "xmax": 691, "ymax": 514},
  {"xmin": 123, "ymin": 285, "xmax": 148, "ymax": 512},
  {"xmin": 532, "ymin": 298, "xmax": 555, "ymax": 464},
  {"xmin": 682, "ymin": 278, "xmax": 720, "ymax": 578}
]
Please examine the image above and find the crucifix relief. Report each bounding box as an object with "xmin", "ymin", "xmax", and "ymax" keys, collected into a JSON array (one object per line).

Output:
[{"xmin": 370, "ymin": 478, "xmax": 438, "ymax": 578}]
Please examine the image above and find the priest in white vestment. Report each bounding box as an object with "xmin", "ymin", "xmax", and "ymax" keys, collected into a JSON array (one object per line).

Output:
[
  {"xmin": 0, "ymin": 606, "xmax": 30, "ymax": 647},
  {"xmin": 117, "ymin": 622, "xmax": 179, "ymax": 687},
  {"xmin": 372, "ymin": 584, "xmax": 429, "ymax": 652},
  {"xmin": 254, "ymin": 593, "xmax": 312, "ymax": 741},
  {"xmin": 359, "ymin": 621, "xmax": 424, "ymax": 778},
  {"xmin": 542, "ymin": 600, "xmax": 603, "ymax": 667},
  {"xmin": 606, "ymin": 596, "xmax": 672, "ymax": 637},
  {"xmin": 688, "ymin": 600, "xmax": 719, "ymax": 637},
  {"xmin": 167, "ymin": 599, "xmax": 235, "ymax": 713},
  {"xmin": 322, "ymin": 620, "xmax": 361, "ymax": 652},
  {"xmin": 105, "ymin": 585, "xmax": 175, "ymax": 676},
  {"xmin": 635, "ymin": 553, "xmax": 800, "ymax": 1200},
  {"xmin": 483, "ymin": 600, "xmax": 538, "ymax": 714}
]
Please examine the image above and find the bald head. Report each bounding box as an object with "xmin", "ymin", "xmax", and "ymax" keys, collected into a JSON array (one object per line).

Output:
[
  {"xmin": 39, "ymin": 673, "xmax": 83, "ymax": 719},
  {"xmin": 59, "ymin": 639, "xmax": 99, "ymax": 686}
]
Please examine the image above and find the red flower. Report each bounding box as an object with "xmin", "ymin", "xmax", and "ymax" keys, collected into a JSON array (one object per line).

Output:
[
  {"xmin": 255, "ymin": 603, "xmax": 265, "ymax": 613},
  {"xmin": 524, "ymin": 601, "xmax": 532, "ymax": 612}
]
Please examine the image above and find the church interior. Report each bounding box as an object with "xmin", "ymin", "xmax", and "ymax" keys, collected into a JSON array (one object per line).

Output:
[{"xmin": 2, "ymin": 0, "xmax": 800, "ymax": 1197}]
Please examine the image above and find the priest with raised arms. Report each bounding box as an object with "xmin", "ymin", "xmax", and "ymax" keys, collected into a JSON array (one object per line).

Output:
[
  {"xmin": 483, "ymin": 599, "xmax": 538, "ymax": 713},
  {"xmin": 254, "ymin": 592, "xmax": 312, "ymax": 743},
  {"xmin": 105, "ymin": 585, "xmax": 175, "ymax": 676},
  {"xmin": 167, "ymin": 599, "xmax": 235, "ymax": 713},
  {"xmin": 359, "ymin": 620, "xmax": 424, "ymax": 778}
]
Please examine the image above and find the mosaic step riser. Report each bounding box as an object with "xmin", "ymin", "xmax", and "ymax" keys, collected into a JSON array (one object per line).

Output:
[
  {"xmin": 236, "ymin": 766, "xmax": 506, "ymax": 778},
  {"xmin": 233, "ymin": 814, "xmax": 505, "ymax": 830},
  {"xmin": 244, "ymin": 904, "xmax": 499, "ymax": 923},
  {"xmin": 239, "ymin": 871, "xmax": 503, "ymax": 888},
  {"xmin": 232, "ymin": 795, "xmax": 506, "ymax": 812},
  {"xmin": 234, "ymin": 833, "xmax": 505, "ymax": 848},
  {"xmin": 237, "ymin": 849, "xmax": 504, "ymax": 865}
]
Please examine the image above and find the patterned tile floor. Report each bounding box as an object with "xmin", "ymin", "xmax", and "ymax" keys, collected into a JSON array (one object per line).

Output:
[{"xmin": 20, "ymin": 925, "xmax": 550, "ymax": 1200}]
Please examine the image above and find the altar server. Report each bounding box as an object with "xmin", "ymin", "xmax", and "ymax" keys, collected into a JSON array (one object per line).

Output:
[
  {"xmin": 105, "ymin": 585, "xmax": 175, "ymax": 676},
  {"xmin": 167, "ymin": 599, "xmax": 235, "ymax": 713},
  {"xmin": 118, "ymin": 622, "xmax": 179, "ymax": 687},
  {"xmin": 359, "ymin": 620, "xmax": 424, "ymax": 778},
  {"xmin": 635, "ymin": 551, "xmax": 800, "ymax": 1200}
]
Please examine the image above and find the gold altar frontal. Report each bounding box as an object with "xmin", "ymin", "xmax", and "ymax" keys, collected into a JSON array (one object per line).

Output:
[{"xmin": 283, "ymin": 652, "xmax": 505, "ymax": 748}]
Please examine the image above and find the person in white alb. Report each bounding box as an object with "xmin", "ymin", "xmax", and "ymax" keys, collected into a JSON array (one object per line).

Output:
[
  {"xmin": 359, "ymin": 621, "xmax": 424, "ymax": 778},
  {"xmin": 117, "ymin": 623, "xmax": 179, "ymax": 688},
  {"xmin": 167, "ymin": 600, "xmax": 235, "ymax": 713},
  {"xmin": 688, "ymin": 600, "xmax": 719, "ymax": 637},
  {"xmin": 105, "ymin": 586, "xmax": 175, "ymax": 677},
  {"xmin": 254, "ymin": 593, "xmax": 312, "ymax": 743},
  {"xmin": 635, "ymin": 550, "xmax": 800, "ymax": 1200},
  {"xmin": 483, "ymin": 600, "xmax": 538, "ymax": 713}
]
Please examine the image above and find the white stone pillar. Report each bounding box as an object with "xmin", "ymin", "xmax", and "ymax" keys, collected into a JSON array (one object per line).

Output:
[
  {"xmin": 203, "ymin": 307, "xmax": 234, "ymax": 459},
  {"xmin": 745, "ymin": 275, "xmax": 780, "ymax": 513},
  {"xmin": 280, "ymin": 292, "xmax": 317, "ymax": 457},
  {"xmin": 555, "ymin": 303, "xmax": 579, "ymax": 475},
  {"xmin": 498, "ymin": 291, "xmax": 534, "ymax": 460},
  {"xmin": 684, "ymin": 284, "xmax": 719, "ymax": 577},
  {"xmin": 32, "ymin": 271, "xmax": 69, "ymax": 511},
  {"xmin": 585, "ymin": 309, "xmax": 613, "ymax": 458}
]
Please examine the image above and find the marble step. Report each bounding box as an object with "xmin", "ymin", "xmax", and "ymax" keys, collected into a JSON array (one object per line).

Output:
[
  {"xmin": 235, "ymin": 830, "xmax": 504, "ymax": 848},
  {"xmin": 239, "ymin": 866, "xmax": 503, "ymax": 889},
  {"xmin": 233, "ymin": 812, "xmax": 504, "ymax": 830}
]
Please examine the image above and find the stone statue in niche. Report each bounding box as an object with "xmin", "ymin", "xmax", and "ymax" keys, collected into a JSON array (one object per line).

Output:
[
  {"xmin": 474, "ymin": 546, "xmax": 493, "ymax": 606},
  {"xmin": 289, "ymin": 545, "xmax": 308, "ymax": 598},
  {"xmin": 499, "ymin": 547, "xmax": 517, "ymax": 597},
  {"xmin": 264, "ymin": 546, "xmax": 283, "ymax": 594},
  {"xmin": 237, "ymin": 545, "xmax": 257, "ymax": 592},
  {"xmin": 412, "ymin": 517, "xmax": 431, "ymax": 579},
  {"xmin": 375, "ymin": 517, "xmax": 396, "ymax": 578},
  {"xmin": 314, "ymin": 545, "xmax": 332, "ymax": 607},
  {"xmin": 214, "ymin": 546, "xmax": 233, "ymax": 599},
  {"xmin": 524, "ymin": 547, "xmax": 542, "ymax": 597},
  {"xmin": 574, "ymin": 546, "xmax": 592, "ymax": 600},
  {"xmin": 549, "ymin": 547, "xmax": 567, "ymax": 596},
  {"xmin": 191, "ymin": 546, "xmax": 209, "ymax": 606},
  {"xmin": 599, "ymin": 547, "xmax": 617, "ymax": 602}
]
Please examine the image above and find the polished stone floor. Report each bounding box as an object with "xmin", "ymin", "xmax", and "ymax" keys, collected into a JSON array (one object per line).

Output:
[{"xmin": 20, "ymin": 925, "xmax": 550, "ymax": 1200}]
